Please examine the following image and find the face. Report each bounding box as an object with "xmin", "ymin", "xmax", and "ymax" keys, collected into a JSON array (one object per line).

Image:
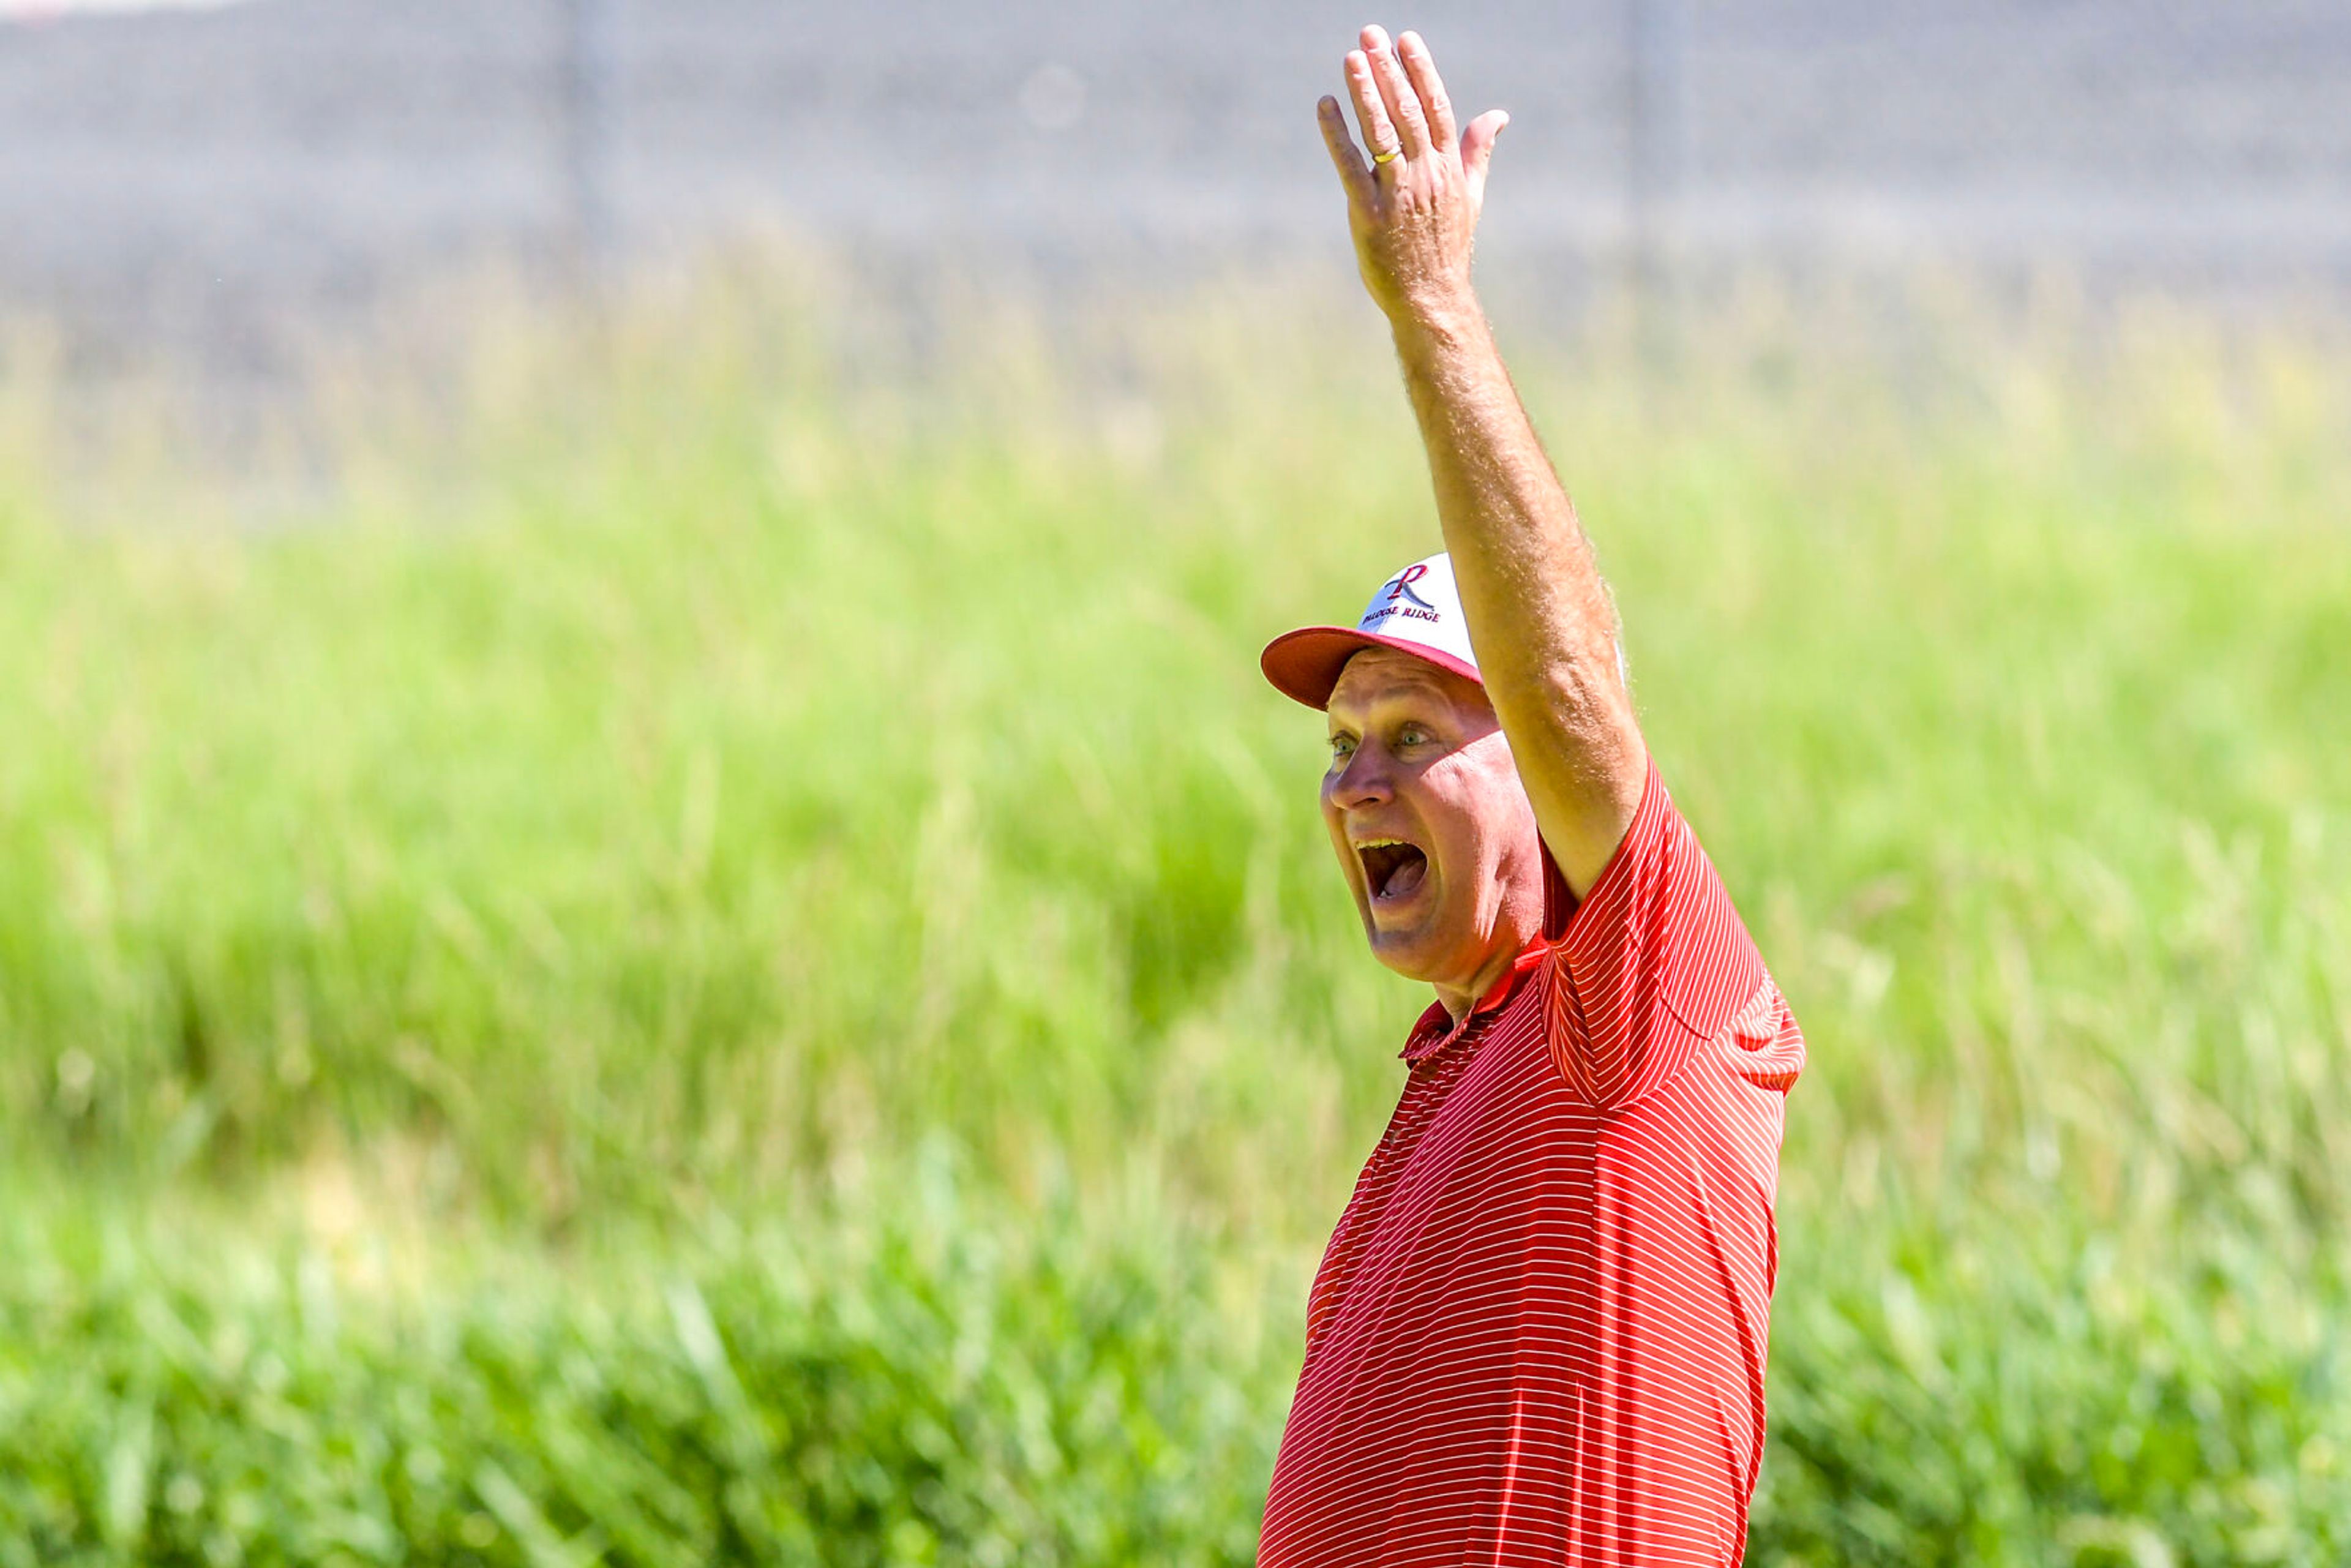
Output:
[{"xmin": 1321, "ymin": 648, "xmax": 1546, "ymax": 1008}]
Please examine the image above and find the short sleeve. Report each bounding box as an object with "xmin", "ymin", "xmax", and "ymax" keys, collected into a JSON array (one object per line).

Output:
[{"xmin": 1540, "ymin": 761, "xmax": 1770, "ymax": 1108}]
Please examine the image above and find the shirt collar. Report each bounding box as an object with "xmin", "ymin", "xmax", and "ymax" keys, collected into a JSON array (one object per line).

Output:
[{"xmin": 1400, "ymin": 936, "xmax": 1549, "ymax": 1064}]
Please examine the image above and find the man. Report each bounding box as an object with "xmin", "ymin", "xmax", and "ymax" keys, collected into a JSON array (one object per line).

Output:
[{"xmin": 1252, "ymin": 26, "xmax": 1805, "ymax": 1566}]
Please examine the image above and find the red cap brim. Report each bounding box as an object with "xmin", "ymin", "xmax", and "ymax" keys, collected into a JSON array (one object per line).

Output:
[{"xmin": 1259, "ymin": 626, "xmax": 1483, "ymax": 710}]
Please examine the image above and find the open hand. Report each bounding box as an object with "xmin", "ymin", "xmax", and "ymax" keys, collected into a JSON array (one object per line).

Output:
[{"xmin": 1318, "ymin": 25, "xmax": 1507, "ymax": 329}]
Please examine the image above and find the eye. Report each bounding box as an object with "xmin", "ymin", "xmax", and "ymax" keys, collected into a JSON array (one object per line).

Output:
[
  {"xmin": 1397, "ymin": 724, "xmax": 1433, "ymax": 748},
  {"xmin": 1329, "ymin": 733, "xmax": 1357, "ymax": 760}
]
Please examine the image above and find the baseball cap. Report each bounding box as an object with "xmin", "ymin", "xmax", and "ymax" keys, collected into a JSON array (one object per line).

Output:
[{"xmin": 1261, "ymin": 552, "xmax": 1480, "ymax": 710}]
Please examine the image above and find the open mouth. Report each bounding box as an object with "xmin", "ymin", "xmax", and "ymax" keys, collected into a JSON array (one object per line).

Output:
[{"xmin": 1357, "ymin": 838, "xmax": 1430, "ymax": 903}]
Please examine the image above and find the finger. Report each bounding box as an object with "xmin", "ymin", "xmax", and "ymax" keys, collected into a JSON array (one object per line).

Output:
[
  {"xmin": 1361, "ymin": 26, "xmax": 1431, "ymax": 158},
  {"xmin": 1317, "ymin": 94, "xmax": 1376, "ymax": 207},
  {"xmin": 1396, "ymin": 31, "xmax": 1457, "ymax": 151},
  {"xmin": 1343, "ymin": 48, "xmax": 1401, "ymax": 166},
  {"xmin": 1460, "ymin": 109, "xmax": 1509, "ymax": 208}
]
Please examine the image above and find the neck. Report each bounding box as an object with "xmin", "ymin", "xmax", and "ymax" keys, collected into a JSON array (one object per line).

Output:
[{"xmin": 1433, "ymin": 934, "xmax": 1533, "ymax": 1024}]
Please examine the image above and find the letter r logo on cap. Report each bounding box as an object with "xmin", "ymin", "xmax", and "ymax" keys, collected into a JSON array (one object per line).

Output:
[{"xmin": 1386, "ymin": 563, "xmax": 1436, "ymax": 609}]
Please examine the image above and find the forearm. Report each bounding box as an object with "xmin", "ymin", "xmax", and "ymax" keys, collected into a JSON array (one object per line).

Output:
[{"xmin": 1391, "ymin": 301, "xmax": 1646, "ymax": 889}]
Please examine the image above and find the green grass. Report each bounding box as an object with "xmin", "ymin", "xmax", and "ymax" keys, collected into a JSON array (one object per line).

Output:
[{"xmin": 2, "ymin": 271, "xmax": 2348, "ymax": 1561}]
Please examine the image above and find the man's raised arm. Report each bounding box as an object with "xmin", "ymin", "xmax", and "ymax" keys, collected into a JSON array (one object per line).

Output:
[{"xmin": 1319, "ymin": 24, "xmax": 1646, "ymax": 898}]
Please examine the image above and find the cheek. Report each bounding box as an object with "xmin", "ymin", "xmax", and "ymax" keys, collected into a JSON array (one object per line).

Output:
[
  {"xmin": 1319, "ymin": 790, "xmax": 1363, "ymax": 883},
  {"xmin": 1425, "ymin": 756, "xmax": 1534, "ymax": 873}
]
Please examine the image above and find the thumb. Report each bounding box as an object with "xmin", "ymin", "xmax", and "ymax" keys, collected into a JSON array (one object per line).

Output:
[{"xmin": 1461, "ymin": 109, "xmax": 1509, "ymax": 208}]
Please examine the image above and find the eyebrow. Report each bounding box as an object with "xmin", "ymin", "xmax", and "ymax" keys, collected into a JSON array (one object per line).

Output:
[{"xmin": 1329, "ymin": 678, "xmax": 1453, "ymax": 719}]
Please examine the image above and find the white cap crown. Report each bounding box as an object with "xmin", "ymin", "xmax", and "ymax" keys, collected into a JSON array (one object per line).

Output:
[{"xmin": 1355, "ymin": 553, "xmax": 1479, "ymax": 677}]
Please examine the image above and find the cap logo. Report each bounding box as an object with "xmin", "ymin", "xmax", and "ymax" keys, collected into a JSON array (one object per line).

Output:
[
  {"xmin": 1385, "ymin": 563, "xmax": 1436, "ymax": 609},
  {"xmin": 1362, "ymin": 561, "xmax": 1445, "ymax": 630}
]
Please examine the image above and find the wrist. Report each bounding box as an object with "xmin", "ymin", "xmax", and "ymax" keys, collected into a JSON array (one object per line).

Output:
[{"xmin": 1387, "ymin": 289, "xmax": 1490, "ymax": 361}]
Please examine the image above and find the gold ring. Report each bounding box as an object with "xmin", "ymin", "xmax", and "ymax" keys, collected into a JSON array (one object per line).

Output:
[{"xmin": 1371, "ymin": 148, "xmax": 1400, "ymax": 166}]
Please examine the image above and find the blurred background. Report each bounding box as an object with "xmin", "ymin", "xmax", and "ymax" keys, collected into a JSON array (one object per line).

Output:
[
  {"xmin": 2, "ymin": 2, "xmax": 2348, "ymax": 1562},
  {"xmin": 10, "ymin": 0, "xmax": 2351, "ymax": 381}
]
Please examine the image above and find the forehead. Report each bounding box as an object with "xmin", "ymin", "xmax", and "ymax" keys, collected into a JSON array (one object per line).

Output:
[{"xmin": 1325, "ymin": 648, "xmax": 1488, "ymax": 722}]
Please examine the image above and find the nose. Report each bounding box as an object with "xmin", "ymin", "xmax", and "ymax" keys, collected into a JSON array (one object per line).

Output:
[{"xmin": 1328, "ymin": 740, "xmax": 1395, "ymax": 813}]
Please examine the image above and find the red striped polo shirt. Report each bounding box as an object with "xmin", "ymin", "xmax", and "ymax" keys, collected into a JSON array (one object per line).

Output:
[{"xmin": 1258, "ymin": 761, "xmax": 1804, "ymax": 1566}]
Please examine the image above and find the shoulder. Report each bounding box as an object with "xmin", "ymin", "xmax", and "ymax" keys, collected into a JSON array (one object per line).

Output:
[{"xmin": 1540, "ymin": 763, "xmax": 1776, "ymax": 1105}]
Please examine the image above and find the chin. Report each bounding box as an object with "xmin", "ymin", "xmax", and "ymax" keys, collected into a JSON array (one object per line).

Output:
[{"xmin": 1363, "ymin": 918, "xmax": 1459, "ymax": 986}]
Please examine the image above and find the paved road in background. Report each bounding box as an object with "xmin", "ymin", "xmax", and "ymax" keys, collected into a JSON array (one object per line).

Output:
[{"xmin": 4, "ymin": 0, "xmax": 2349, "ymax": 373}]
